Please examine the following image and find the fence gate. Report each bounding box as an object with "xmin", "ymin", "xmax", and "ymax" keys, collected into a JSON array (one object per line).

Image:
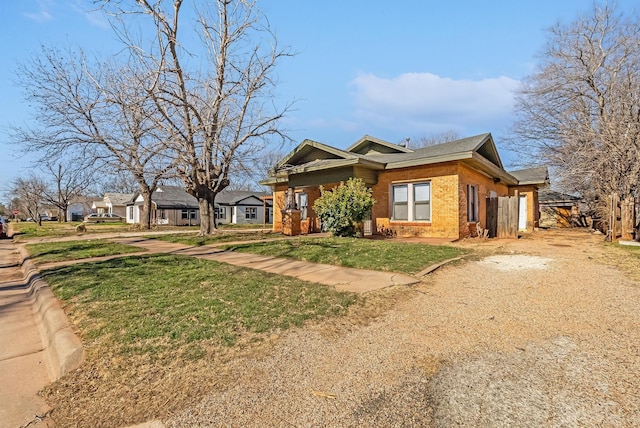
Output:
[
  {"xmin": 485, "ymin": 197, "xmax": 498, "ymax": 238},
  {"xmin": 486, "ymin": 195, "xmax": 519, "ymax": 239},
  {"xmin": 620, "ymin": 196, "xmax": 640, "ymax": 241}
]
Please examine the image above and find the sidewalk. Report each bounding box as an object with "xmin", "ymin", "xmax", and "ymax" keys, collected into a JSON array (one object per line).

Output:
[
  {"xmin": 0, "ymin": 239, "xmax": 51, "ymax": 428},
  {"xmin": 103, "ymin": 237, "xmax": 422, "ymax": 293}
]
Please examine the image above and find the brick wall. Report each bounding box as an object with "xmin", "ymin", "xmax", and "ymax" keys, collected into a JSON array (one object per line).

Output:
[
  {"xmin": 272, "ymin": 184, "xmax": 324, "ymax": 233},
  {"xmin": 372, "ymin": 162, "xmax": 510, "ymax": 239},
  {"xmin": 457, "ymin": 164, "xmax": 509, "ymax": 238},
  {"xmin": 371, "ymin": 162, "xmax": 461, "ymax": 238},
  {"xmin": 272, "ymin": 183, "xmax": 288, "ymax": 232}
]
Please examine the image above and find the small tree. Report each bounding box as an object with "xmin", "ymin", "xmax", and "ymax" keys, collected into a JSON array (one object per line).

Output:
[
  {"xmin": 12, "ymin": 175, "xmax": 47, "ymax": 225},
  {"xmin": 313, "ymin": 178, "xmax": 375, "ymax": 237}
]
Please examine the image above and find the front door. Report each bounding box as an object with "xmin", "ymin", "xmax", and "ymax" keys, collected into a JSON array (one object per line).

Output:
[{"xmin": 518, "ymin": 195, "xmax": 528, "ymax": 231}]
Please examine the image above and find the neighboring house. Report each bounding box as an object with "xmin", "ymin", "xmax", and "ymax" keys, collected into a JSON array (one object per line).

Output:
[
  {"xmin": 127, "ymin": 186, "xmax": 200, "ymax": 226},
  {"xmin": 104, "ymin": 193, "xmax": 134, "ymax": 217},
  {"xmin": 214, "ymin": 190, "xmax": 273, "ymax": 225},
  {"xmin": 66, "ymin": 196, "xmax": 94, "ymax": 221},
  {"xmin": 261, "ymin": 133, "xmax": 549, "ymax": 240},
  {"xmin": 538, "ymin": 189, "xmax": 584, "ymax": 228},
  {"xmin": 91, "ymin": 200, "xmax": 108, "ymax": 214}
]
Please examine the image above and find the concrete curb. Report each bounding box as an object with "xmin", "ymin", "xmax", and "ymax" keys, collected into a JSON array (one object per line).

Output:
[
  {"xmin": 18, "ymin": 245, "xmax": 84, "ymax": 381},
  {"xmin": 414, "ymin": 256, "xmax": 467, "ymax": 278}
]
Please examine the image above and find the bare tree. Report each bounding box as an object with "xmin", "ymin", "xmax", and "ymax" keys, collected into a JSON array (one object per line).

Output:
[
  {"xmin": 12, "ymin": 47, "xmax": 175, "ymax": 229},
  {"xmin": 100, "ymin": 0, "xmax": 294, "ymax": 235},
  {"xmin": 415, "ymin": 130, "xmax": 461, "ymax": 148},
  {"xmin": 97, "ymin": 171, "xmax": 140, "ymax": 195},
  {"xmin": 12, "ymin": 175, "xmax": 47, "ymax": 225},
  {"xmin": 41, "ymin": 158, "xmax": 94, "ymax": 222},
  {"xmin": 509, "ymin": 4, "xmax": 640, "ymax": 206}
]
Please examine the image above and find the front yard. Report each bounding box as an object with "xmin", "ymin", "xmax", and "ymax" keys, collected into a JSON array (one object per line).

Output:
[
  {"xmin": 39, "ymin": 253, "xmax": 361, "ymax": 426},
  {"xmin": 26, "ymin": 239, "xmax": 143, "ymax": 264},
  {"xmin": 29, "ymin": 233, "xmax": 467, "ymax": 426},
  {"xmin": 10, "ymin": 220, "xmax": 201, "ymax": 240}
]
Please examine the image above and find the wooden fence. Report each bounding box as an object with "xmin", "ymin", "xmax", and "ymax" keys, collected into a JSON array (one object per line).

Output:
[
  {"xmin": 486, "ymin": 195, "xmax": 519, "ymax": 239},
  {"xmin": 607, "ymin": 194, "xmax": 639, "ymax": 241}
]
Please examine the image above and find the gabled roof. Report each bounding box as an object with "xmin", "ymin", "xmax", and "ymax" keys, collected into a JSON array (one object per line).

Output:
[
  {"xmin": 104, "ymin": 193, "xmax": 134, "ymax": 206},
  {"xmin": 366, "ymin": 133, "xmax": 503, "ymax": 169},
  {"xmin": 135, "ymin": 186, "xmax": 199, "ymax": 209},
  {"xmin": 261, "ymin": 133, "xmax": 547, "ymax": 188},
  {"xmin": 276, "ymin": 139, "xmax": 357, "ymax": 169},
  {"xmin": 216, "ymin": 190, "xmax": 272, "ymax": 206},
  {"xmin": 346, "ymin": 135, "xmax": 413, "ymax": 155},
  {"xmin": 538, "ymin": 188, "xmax": 581, "ymax": 203},
  {"xmin": 270, "ymin": 139, "xmax": 385, "ymax": 179},
  {"xmin": 508, "ymin": 166, "xmax": 549, "ymax": 185}
]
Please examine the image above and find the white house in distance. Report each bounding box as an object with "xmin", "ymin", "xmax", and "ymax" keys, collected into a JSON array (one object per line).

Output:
[
  {"xmin": 124, "ymin": 186, "xmax": 273, "ymax": 226},
  {"xmin": 104, "ymin": 193, "xmax": 134, "ymax": 217},
  {"xmin": 65, "ymin": 196, "xmax": 94, "ymax": 221},
  {"xmin": 214, "ymin": 190, "xmax": 272, "ymax": 225},
  {"xmin": 127, "ymin": 186, "xmax": 200, "ymax": 226}
]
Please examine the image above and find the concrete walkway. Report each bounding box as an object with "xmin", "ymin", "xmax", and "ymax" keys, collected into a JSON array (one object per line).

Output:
[
  {"xmin": 108, "ymin": 237, "xmax": 422, "ymax": 293},
  {"xmin": 0, "ymin": 239, "xmax": 52, "ymax": 428}
]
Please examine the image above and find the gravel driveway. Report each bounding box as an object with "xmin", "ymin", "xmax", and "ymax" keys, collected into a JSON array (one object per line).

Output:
[{"xmin": 165, "ymin": 229, "xmax": 640, "ymax": 427}]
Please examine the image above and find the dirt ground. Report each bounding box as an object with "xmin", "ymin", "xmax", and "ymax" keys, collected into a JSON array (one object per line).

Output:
[{"xmin": 43, "ymin": 228, "xmax": 640, "ymax": 427}]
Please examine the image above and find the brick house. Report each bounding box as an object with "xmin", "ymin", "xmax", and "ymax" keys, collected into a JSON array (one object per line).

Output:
[{"xmin": 260, "ymin": 133, "xmax": 548, "ymax": 239}]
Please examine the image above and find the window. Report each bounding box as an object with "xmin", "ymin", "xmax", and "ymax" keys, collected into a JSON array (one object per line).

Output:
[
  {"xmin": 467, "ymin": 185, "xmax": 479, "ymax": 222},
  {"xmin": 246, "ymin": 207, "xmax": 257, "ymax": 219},
  {"xmin": 181, "ymin": 209, "xmax": 197, "ymax": 220},
  {"xmin": 296, "ymin": 193, "xmax": 308, "ymax": 220},
  {"xmin": 159, "ymin": 209, "xmax": 167, "ymax": 220},
  {"xmin": 414, "ymin": 183, "xmax": 431, "ymax": 221},
  {"xmin": 392, "ymin": 182, "xmax": 430, "ymax": 222},
  {"xmin": 392, "ymin": 185, "xmax": 408, "ymax": 220},
  {"xmin": 215, "ymin": 207, "xmax": 226, "ymax": 219},
  {"xmin": 128, "ymin": 207, "xmax": 133, "ymax": 220}
]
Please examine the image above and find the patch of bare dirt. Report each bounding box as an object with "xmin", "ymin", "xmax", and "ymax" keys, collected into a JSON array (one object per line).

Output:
[{"xmin": 163, "ymin": 229, "xmax": 640, "ymax": 427}]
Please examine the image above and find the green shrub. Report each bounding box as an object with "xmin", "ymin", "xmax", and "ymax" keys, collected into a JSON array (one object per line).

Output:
[{"xmin": 313, "ymin": 178, "xmax": 375, "ymax": 237}]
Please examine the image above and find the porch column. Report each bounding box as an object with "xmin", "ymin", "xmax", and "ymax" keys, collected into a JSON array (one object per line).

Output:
[{"xmin": 282, "ymin": 187, "xmax": 301, "ymax": 236}]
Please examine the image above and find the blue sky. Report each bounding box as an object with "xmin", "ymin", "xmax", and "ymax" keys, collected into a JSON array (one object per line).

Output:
[{"xmin": 1, "ymin": 1, "xmax": 638, "ymax": 196}]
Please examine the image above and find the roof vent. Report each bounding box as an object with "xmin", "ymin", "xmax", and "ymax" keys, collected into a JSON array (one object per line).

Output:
[{"xmin": 399, "ymin": 137, "xmax": 410, "ymax": 148}]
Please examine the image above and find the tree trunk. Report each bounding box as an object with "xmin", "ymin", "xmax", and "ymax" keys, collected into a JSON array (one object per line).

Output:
[
  {"xmin": 198, "ymin": 198, "xmax": 213, "ymax": 236},
  {"xmin": 141, "ymin": 190, "xmax": 154, "ymax": 230}
]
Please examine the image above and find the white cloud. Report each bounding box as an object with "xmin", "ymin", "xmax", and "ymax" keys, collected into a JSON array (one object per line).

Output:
[
  {"xmin": 24, "ymin": 0, "xmax": 54, "ymax": 22},
  {"xmin": 70, "ymin": 0, "xmax": 110, "ymax": 29},
  {"xmin": 350, "ymin": 72, "xmax": 520, "ymax": 135}
]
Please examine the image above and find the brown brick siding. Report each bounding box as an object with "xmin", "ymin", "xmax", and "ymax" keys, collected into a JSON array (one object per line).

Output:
[
  {"xmin": 457, "ymin": 164, "xmax": 509, "ymax": 238},
  {"xmin": 371, "ymin": 162, "xmax": 461, "ymax": 239}
]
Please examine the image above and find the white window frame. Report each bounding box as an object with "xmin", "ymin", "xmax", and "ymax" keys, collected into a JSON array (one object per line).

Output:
[
  {"xmin": 413, "ymin": 183, "xmax": 431, "ymax": 221},
  {"xmin": 467, "ymin": 184, "xmax": 479, "ymax": 222},
  {"xmin": 215, "ymin": 207, "xmax": 226, "ymax": 220},
  {"xmin": 391, "ymin": 181, "xmax": 431, "ymax": 222},
  {"xmin": 245, "ymin": 207, "xmax": 257, "ymax": 219}
]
